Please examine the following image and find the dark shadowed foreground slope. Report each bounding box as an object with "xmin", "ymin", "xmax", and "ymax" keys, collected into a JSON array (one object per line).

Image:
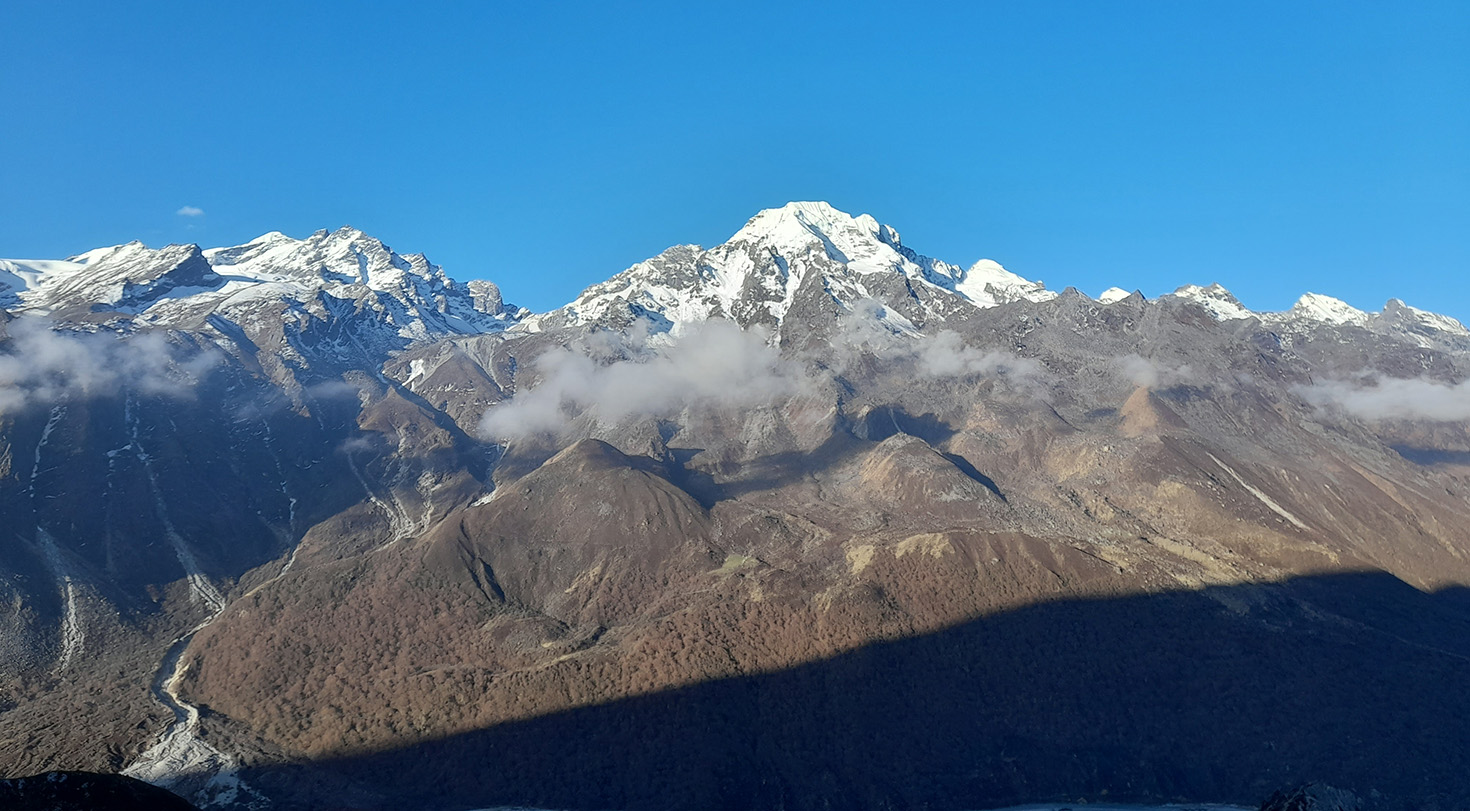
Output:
[
  {"xmin": 238, "ymin": 572, "xmax": 1470, "ymax": 811},
  {"xmin": 0, "ymin": 771, "xmax": 198, "ymax": 810}
]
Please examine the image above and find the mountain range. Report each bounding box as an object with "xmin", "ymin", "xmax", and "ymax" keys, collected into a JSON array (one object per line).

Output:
[{"xmin": 3, "ymin": 202, "xmax": 1469, "ymax": 810}]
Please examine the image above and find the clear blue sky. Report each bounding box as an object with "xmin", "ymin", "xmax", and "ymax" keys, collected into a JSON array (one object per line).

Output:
[{"xmin": 3, "ymin": 1, "xmax": 1467, "ymax": 319}]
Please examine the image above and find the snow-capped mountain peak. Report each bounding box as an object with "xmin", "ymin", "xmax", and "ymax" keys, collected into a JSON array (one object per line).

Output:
[
  {"xmin": 1149, "ymin": 283, "xmax": 1466, "ymax": 350},
  {"xmin": 10, "ymin": 205, "xmax": 1468, "ymax": 367},
  {"xmin": 66, "ymin": 241, "xmax": 147, "ymax": 265},
  {"xmin": 2, "ymin": 229, "xmax": 520, "ymax": 372},
  {"xmin": 1165, "ymin": 283, "xmax": 1254, "ymax": 321},
  {"xmin": 1381, "ymin": 298, "xmax": 1469, "ymax": 335},
  {"xmin": 952, "ymin": 258, "xmax": 1057, "ymax": 308},
  {"xmin": 5, "ymin": 242, "xmax": 219, "ymax": 318},
  {"xmin": 727, "ymin": 201, "xmax": 896, "ymax": 265},
  {"xmin": 551, "ymin": 201, "xmax": 1058, "ymax": 334},
  {"xmin": 1289, "ymin": 292, "xmax": 1370, "ymax": 326},
  {"xmin": 191, "ymin": 228, "xmax": 519, "ymax": 352}
]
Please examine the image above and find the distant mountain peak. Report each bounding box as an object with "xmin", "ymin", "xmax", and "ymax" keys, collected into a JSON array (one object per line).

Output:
[
  {"xmin": 1146, "ymin": 282, "xmax": 1469, "ymax": 350},
  {"xmin": 8, "ymin": 206, "xmax": 1468, "ymax": 362},
  {"xmin": 1, "ymin": 228, "xmax": 520, "ymax": 372},
  {"xmin": 1382, "ymin": 298, "xmax": 1469, "ymax": 334},
  {"xmin": 1290, "ymin": 292, "xmax": 1370, "ymax": 326},
  {"xmin": 246, "ymin": 230, "xmax": 291, "ymax": 245},
  {"xmin": 1166, "ymin": 283, "xmax": 1253, "ymax": 321},
  {"xmin": 550, "ymin": 201, "xmax": 1057, "ymax": 335},
  {"xmin": 724, "ymin": 201, "xmax": 902, "ymax": 272}
]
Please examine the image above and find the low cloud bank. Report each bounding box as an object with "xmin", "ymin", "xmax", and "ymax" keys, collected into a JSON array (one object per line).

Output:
[
  {"xmin": 0, "ymin": 317, "xmax": 217, "ymax": 414},
  {"xmin": 916, "ymin": 330, "xmax": 1043, "ymax": 380},
  {"xmin": 1295, "ymin": 375, "xmax": 1470, "ymax": 422},
  {"xmin": 837, "ymin": 300, "xmax": 1044, "ymax": 382},
  {"xmin": 479, "ymin": 320, "xmax": 813, "ymax": 441},
  {"xmin": 1116, "ymin": 353, "xmax": 1197, "ymax": 388},
  {"xmin": 479, "ymin": 306, "xmax": 1045, "ymax": 442}
]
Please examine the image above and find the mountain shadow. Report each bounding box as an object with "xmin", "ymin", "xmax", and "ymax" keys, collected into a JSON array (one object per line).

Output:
[
  {"xmin": 239, "ymin": 571, "xmax": 1470, "ymax": 811},
  {"xmin": 1391, "ymin": 445, "xmax": 1470, "ymax": 467}
]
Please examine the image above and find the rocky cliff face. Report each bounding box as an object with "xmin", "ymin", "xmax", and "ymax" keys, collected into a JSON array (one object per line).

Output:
[{"xmin": 3, "ymin": 203, "xmax": 1469, "ymax": 810}]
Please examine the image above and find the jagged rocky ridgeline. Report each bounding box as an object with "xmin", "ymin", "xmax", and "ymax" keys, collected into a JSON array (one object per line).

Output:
[
  {"xmin": 3, "ymin": 201, "xmax": 1464, "ymax": 352},
  {"xmin": 2, "ymin": 203, "xmax": 1469, "ymax": 811}
]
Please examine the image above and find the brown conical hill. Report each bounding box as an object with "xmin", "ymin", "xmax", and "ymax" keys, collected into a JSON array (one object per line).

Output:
[
  {"xmin": 1119, "ymin": 386, "xmax": 1191, "ymax": 437},
  {"xmin": 425, "ymin": 438, "xmax": 716, "ymax": 627},
  {"xmin": 848, "ymin": 433, "xmax": 1012, "ymax": 526}
]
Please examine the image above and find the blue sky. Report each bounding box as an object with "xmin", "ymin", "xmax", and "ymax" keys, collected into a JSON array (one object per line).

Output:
[{"xmin": 3, "ymin": 2, "xmax": 1467, "ymax": 319}]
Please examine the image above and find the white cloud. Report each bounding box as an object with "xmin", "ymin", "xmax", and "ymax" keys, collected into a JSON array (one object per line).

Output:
[
  {"xmin": 833, "ymin": 299, "xmax": 1045, "ymax": 384},
  {"xmin": 1295, "ymin": 375, "xmax": 1470, "ymax": 422},
  {"xmin": 337, "ymin": 435, "xmax": 378, "ymax": 454},
  {"xmin": 916, "ymin": 329, "xmax": 1043, "ymax": 380},
  {"xmin": 479, "ymin": 319, "xmax": 816, "ymax": 442},
  {"xmin": 0, "ymin": 317, "xmax": 218, "ymax": 414},
  {"xmin": 479, "ymin": 306, "xmax": 1050, "ymax": 443},
  {"xmin": 1115, "ymin": 353, "xmax": 1196, "ymax": 388},
  {"xmin": 176, "ymin": 206, "xmax": 205, "ymax": 217}
]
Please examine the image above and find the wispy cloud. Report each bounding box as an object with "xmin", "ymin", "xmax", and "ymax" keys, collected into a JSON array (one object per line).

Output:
[
  {"xmin": 479, "ymin": 319, "xmax": 816, "ymax": 442},
  {"xmin": 1295, "ymin": 375, "xmax": 1470, "ymax": 422},
  {"xmin": 834, "ymin": 299, "xmax": 1045, "ymax": 384},
  {"xmin": 176, "ymin": 205, "xmax": 205, "ymax": 217},
  {"xmin": 479, "ymin": 305, "xmax": 1047, "ymax": 443},
  {"xmin": 1115, "ymin": 353, "xmax": 1197, "ymax": 388},
  {"xmin": 0, "ymin": 317, "xmax": 218, "ymax": 414}
]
